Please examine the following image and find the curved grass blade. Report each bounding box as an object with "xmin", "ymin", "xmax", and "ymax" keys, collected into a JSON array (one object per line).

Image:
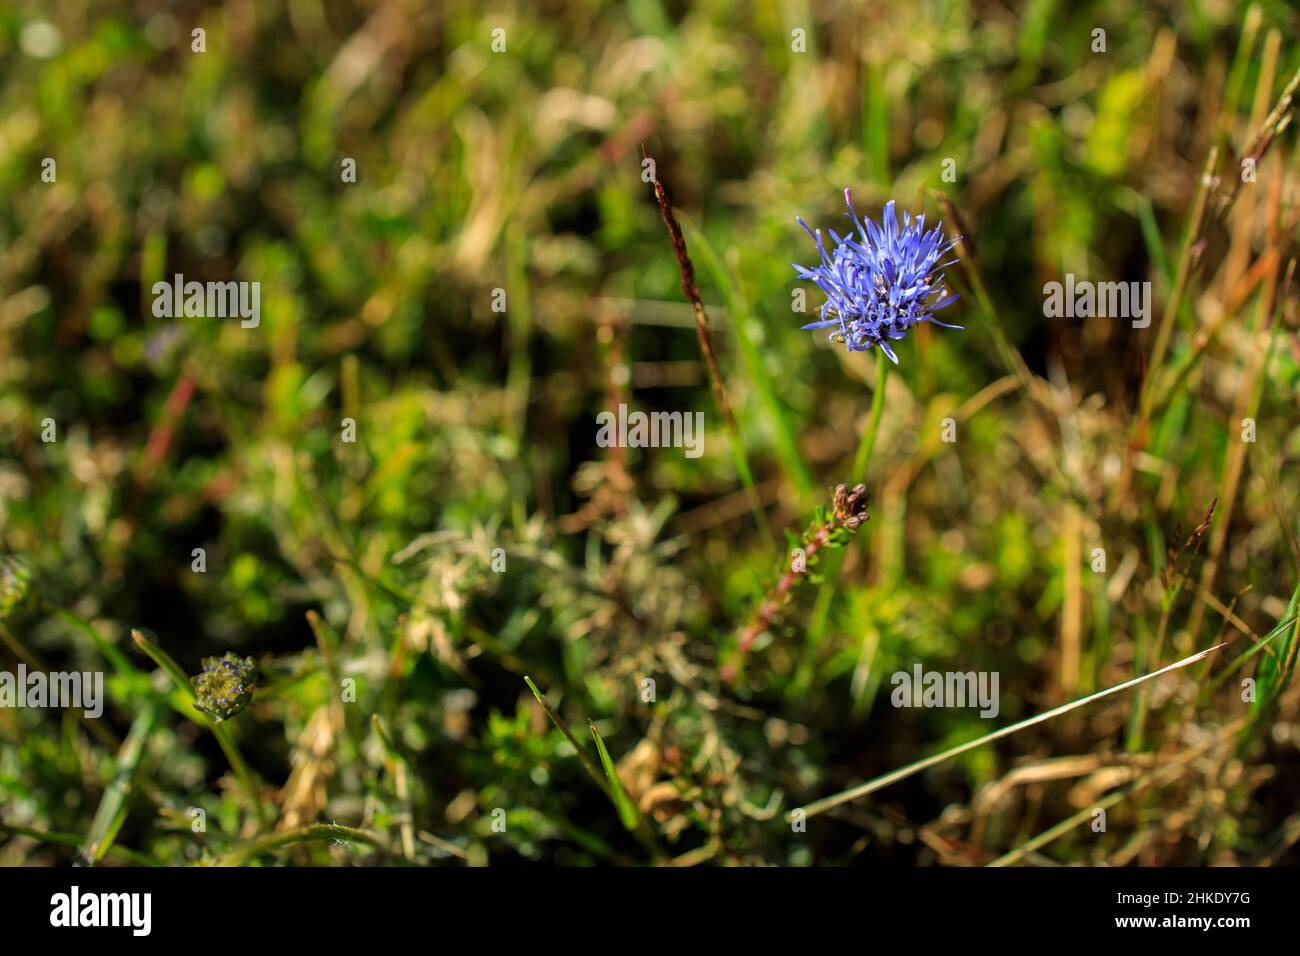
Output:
[
  {"xmin": 47, "ymin": 604, "xmax": 142, "ymax": 680},
  {"xmin": 131, "ymin": 629, "xmax": 192, "ymax": 693},
  {"xmin": 215, "ymin": 824, "xmax": 383, "ymax": 866}
]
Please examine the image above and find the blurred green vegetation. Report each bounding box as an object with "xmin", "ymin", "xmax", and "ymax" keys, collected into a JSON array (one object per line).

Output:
[{"xmin": 1, "ymin": 0, "xmax": 1298, "ymax": 866}]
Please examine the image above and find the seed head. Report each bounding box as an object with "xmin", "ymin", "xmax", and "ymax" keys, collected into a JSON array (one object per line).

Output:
[
  {"xmin": 191, "ymin": 652, "xmax": 257, "ymax": 722},
  {"xmin": 832, "ymin": 483, "xmax": 870, "ymax": 532}
]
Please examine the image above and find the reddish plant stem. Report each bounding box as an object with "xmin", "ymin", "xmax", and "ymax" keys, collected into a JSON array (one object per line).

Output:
[
  {"xmin": 737, "ymin": 516, "xmax": 839, "ymax": 655},
  {"xmin": 135, "ymin": 369, "xmax": 197, "ymax": 488},
  {"xmin": 728, "ymin": 484, "xmax": 870, "ymax": 676}
]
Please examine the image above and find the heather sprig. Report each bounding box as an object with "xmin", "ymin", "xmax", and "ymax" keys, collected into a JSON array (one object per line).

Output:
[
  {"xmin": 729, "ymin": 483, "xmax": 871, "ymax": 672},
  {"xmin": 794, "ymin": 190, "xmax": 962, "ymax": 363}
]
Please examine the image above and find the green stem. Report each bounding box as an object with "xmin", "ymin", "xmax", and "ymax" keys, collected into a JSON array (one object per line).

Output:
[
  {"xmin": 852, "ymin": 351, "xmax": 890, "ymax": 484},
  {"xmin": 793, "ymin": 354, "xmax": 889, "ymax": 693},
  {"xmin": 132, "ymin": 630, "xmax": 269, "ymax": 826},
  {"xmin": 215, "ymin": 824, "xmax": 383, "ymax": 866},
  {"xmin": 0, "ymin": 822, "xmax": 162, "ymax": 867}
]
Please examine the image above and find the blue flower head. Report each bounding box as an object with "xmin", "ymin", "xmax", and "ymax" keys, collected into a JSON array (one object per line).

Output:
[{"xmin": 794, "ymin": 190, "xmax": 962, "ymax": 363}]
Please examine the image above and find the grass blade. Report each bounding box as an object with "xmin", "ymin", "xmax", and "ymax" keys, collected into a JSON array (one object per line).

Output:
[
  {"xmin": 215, "ymin": 824, "xmax": 383, "ymax": 866},
  {"xmin": 372, "ymin": 714, "xmax": 416, "ymax": 861},
  {"xmin": 988, "ymin": 715, "xmax": 1250, "ymax": 867},
  {"xmin": 793, "ymin": 642, "xmax": 1226, "ymax": 820},
  {"xmin": 589, "ymin": 721, "xmax": 640, "ymax": 831},
  {"xmin": 130, "ymin": 629, "xmax": 192, "ymax": 695},
  {"xmin": 683, "ymin": 220, "xmax": 816, "ymax": 506},
  {"xmin": 1254, "ymin": 582, "xmax": 1300, "ymax": 710},
  {"xmin": 78, "ymin": 700, "xmax": 159, "ymax": 865},
  {"xmin": 0, "ymin": 822, "xmax": 161, "ymax": 866},
  {"xmin": 47, "ymin": 605, "xmax": 142, "ymax": 679},
  {"xmin": 523, "ymin": 676, "xmax": 611, "ymax": 799}
]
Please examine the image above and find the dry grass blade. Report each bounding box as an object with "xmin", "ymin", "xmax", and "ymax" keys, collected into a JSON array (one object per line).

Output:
[
  {"xmin": 987, "ymin": 715, "xmax": 1250, "ymax": 867},
  {"xmin": 643, "ymin": 143, "xmax": 771, "ymax": 550},
  {"xmin": 793, "ymin": 643, "xmax": 1227, "ymax": 820}
]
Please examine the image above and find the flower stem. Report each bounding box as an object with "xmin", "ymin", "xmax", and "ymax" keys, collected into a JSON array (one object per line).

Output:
[
  {"xmin": 798, "ymin": 351, "xmax": 889, "ymax": 677},
  {"xmin": 132, "ymin": 630, "xmax": 269, "ymax": 827},
  {"xmin": 851, "ymin": 350, "xmax": 889, "ymax": 483}
]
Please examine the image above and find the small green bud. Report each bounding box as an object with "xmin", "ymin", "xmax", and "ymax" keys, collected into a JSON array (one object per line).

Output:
[
  {"xmin": 0, "ymin": 557, "xmax": 33, "ymax": 621},
  {"xmin": 191, "ymin": 652, "xmax": 257, "ymax": 722}
]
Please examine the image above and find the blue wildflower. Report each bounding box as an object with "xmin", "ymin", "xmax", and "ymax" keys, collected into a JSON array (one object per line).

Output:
[{"xmin": 794, "ymin": 190, "xmax": 962, "ymax": 363}]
